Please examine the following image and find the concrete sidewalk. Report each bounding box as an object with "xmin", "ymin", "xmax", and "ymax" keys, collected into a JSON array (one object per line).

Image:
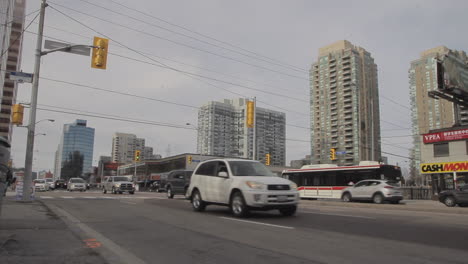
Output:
[
  {"xmin": 300, "ymin": 198, "xmax": 468, "ymax": 215},
  {"xmin": 0, "ymin": 196, "xmax": 107, "ymax": 264}
]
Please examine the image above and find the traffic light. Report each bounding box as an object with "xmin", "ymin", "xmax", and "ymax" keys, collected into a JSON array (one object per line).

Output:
[
  {"xmin": 246, "ymin": 100, "xmax": 254, "ymax": 128},
  {"xmin": 11, "ymin": 104, "xmax": 24, "ymax": 125},
  {"xmin": 134, "ymin": 150, "xmax": 141, "ymax": 162},
  {"xmin": 265, "ymin": 153, "xmax": 271, "ymax": 166},
  {"xmin": 330, "ymin": 148, "xmax": 336, "ymax": 160},
  {"xmin": 188, "ymin": 155, "xmax": 192, "ymax": 164},
  {"xmin": 91, "ymin": 36, "xmax": 109, "ymax": 69}
]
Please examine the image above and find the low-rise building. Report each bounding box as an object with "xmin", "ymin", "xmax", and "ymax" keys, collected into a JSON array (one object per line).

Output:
[{"xmin": 420, "ymin": 125, "xmax": 468, "ymax": 196}]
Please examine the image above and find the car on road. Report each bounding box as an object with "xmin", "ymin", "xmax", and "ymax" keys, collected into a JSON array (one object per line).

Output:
[
  {"xmin": 34, "ymin": 179, "xmax": 49, "ymax": 192},
  {"xmin": 54, "ymin": 179, "xmax": 67, "ymax": 189},
  {"xmin": 187, "ymin": 159, "xmax": 299, "ymax": 217},
  {"xmin": 438, "ymin": 185, "xmax": 468, "ymax": 207},
  {"xmin": 165, "ymin": 170, "xmax": 193, "ymax": 198},
  {"xmin": 67, "ymin": 178, "xmax": 87, "ymax": 192},
  {"xmin": 45, "ymin": 178, "xmax": 54, "ymax": 190},
  {"xmin": 341, "ymin": 179, "xmax": 403, "ymax": 204},
  {"xmin": 102, "ymin": 176, "xmax": 135, "ymax": 194}
]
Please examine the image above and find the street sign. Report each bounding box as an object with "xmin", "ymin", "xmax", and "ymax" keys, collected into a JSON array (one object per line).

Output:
[
  {"xmin": 9, "ymin": 71, "xmax": 33, "ymax": 83},
  {"xmin": 44, "ymin": 40, "xmax": 91, "ymax": 56},
  {"xmin": 336, "ymin": 151, "xmax": 346, "ymax": 155}
]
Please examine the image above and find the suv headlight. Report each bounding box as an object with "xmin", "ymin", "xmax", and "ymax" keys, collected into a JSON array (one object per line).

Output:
[
  {"xmin": 245, "ymin": 181, "xmax": 266, "ymax": 190},
  {"xmin": 115, "ymin": 183, "xmax": 121, "ymax": 187},
  {"xmin": 290, "ymin": 183, "xmax": 297, "ymax": 190}
]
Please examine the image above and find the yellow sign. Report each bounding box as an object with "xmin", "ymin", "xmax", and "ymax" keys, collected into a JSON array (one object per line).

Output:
[
  {"xmin": 420, "ymin": 161, "xmax": 468, "ymax": 174},
  {"xmin": 91, "ymin": 37, "xmax": 109, "ymax": 69},
  {"xmin": 246, "ymin": 101, "xmax": 254, "ymax": 128}
]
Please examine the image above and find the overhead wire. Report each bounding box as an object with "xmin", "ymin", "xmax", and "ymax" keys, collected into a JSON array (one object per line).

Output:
[
  {"xmin": 48, "ymin": 1, "xmax": 308, "ymax": 81},
  {"xmin": 104, "ymin": 0, "xmax": 307, "ymax": 72},
  {"xmin": 77, "ymin": 0, "xmax": 307, "ymax": 74},
  {"xmin": 0, "ymin": 12, "xmax": 40, "ymax": 60}
]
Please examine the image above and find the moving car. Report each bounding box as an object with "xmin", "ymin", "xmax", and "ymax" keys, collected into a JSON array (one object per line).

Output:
[
  {"xmin": 54, "ymin": 179, "xmax": 67, "ymax": 189},
  {"xmin": 187, "ymin": 159, "xmax": 299, "ymax": 217},
  {"xmin": 34, "ymin": 179, "xmax": 49, "ymax": 192},
  {"xmin": 67, "ymin": 178, "xmax": 86, "ymax": 192},
  {"xmin": 438, "ymin": 185, "xmax": 468, "ymax": 207},
  {"xmin": 165, "ymin": 170, "xmax": 193, "ymax": 198},
  {"xmin": 102, "ymin": 176, "xmax": 135, "ymax": 194},
  {"xmin": 45, "ymin": 178, "xmax": 54, "ymax": 190},
  {"xmin": 341, "ymin": 179, "xmax": 403, "ymax": 204}
]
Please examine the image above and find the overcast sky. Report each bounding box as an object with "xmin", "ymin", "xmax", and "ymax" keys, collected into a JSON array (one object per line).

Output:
[{"xmin": 10, "ymin": 0, "xmax": 468, "ymax": 174}]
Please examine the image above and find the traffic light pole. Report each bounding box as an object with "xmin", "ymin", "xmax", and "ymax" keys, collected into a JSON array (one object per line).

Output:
[
  {"xmin": 253, "ymin": 97, "xmax": 257, "ymax": 160},
  {"xmin": 22, "ymin": 0, "xmax": 47, "ymax": 202}
]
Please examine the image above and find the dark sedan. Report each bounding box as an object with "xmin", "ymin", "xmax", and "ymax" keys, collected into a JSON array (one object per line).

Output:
[
  {"xmin": 54, "ymin": 179, "xmax": 67, "ymax": 189},
  {"xmin": 438, "ymin": 185, "xmax": 468, "ymax": 207}
]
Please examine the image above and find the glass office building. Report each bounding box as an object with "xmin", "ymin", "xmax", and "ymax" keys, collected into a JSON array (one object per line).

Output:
[{"xmin": 55, "ymin": 120, "xmax": 95, "ymax": 178}]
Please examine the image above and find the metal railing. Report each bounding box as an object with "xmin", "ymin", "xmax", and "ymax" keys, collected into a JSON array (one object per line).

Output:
[{"xmin": 401, "ymin": 187, "xmax": 432, "ymax": 200}]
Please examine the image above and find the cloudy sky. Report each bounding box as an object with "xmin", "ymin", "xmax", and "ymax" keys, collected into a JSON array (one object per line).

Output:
[{"xmin": 10, "ymin": 0, "xmax": 468, "ymax": 174}]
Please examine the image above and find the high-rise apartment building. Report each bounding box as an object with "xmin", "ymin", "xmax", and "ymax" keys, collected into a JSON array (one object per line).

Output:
[
  {"xmin": 409, "ymin": 46, "xmax": 468, "ymax": 183},
  {"xmin": 54, "ymin": 120, "xmax": 95, "ymax": 179},
  {"xmin": 0, "ymin": 0, "xmax": 25, "ymax": 142},
  {"xmin": 111, "ymin": 133, "xmax": 146, "ymax": 164},
  {"xmin": 197, "ymin": 98, "xmax": 286, "ymax": 166},
  {"xmin": 310, "ymin": 40, "xmax": 381, "ymax": 166}
]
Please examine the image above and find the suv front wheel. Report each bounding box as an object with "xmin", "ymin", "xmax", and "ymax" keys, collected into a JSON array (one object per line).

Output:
[
  {"xmin": 191, "ymin": 190, "xmax": 206, "ymax": 212},
  {"xmin": 167, "ymin": 187, "xmax": 174, "ymax": 199},
  {"xmin": 230, "ymin": 192, "xmax": 249, "ymax": 218}
]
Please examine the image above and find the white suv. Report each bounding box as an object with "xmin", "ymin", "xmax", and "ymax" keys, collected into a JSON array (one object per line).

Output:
[{"xmin": 187, "ymin": 159, "xmax": 299, "ymax": 217}]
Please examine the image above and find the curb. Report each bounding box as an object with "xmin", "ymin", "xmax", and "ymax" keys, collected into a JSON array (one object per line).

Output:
[{"xmin": 299, "ymin": 199, "xmax": 468, "ymax": 215}]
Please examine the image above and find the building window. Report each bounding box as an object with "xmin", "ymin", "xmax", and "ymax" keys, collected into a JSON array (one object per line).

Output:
[{"xmin": 434, "ymin": 143, "xmax": 449, "ymax": 157}]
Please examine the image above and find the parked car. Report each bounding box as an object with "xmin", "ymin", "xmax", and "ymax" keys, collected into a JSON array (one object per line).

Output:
[
  {"xmin": 165, "ymin": 170, "xmax": 193, "ymax": 198},
  {"xmin": 102, "ymin": 176, "xmax": 135, "ymax": 194},
  {"xmin": 187, "ymin": 159, "xmax": 299, "ymax": 217},
  {"xmin": 438, "ymin": 185, "xmax": 468, "ymax": 207},
  {"xmin": 341, "ymin": 180, "xmax": 403, "ymax": 204},
  {"xmin": 54, "ymin": 179, "xmax": 67, "ymax": 189},
  {"xmin": 67, "ymin": 178, "xmax": 86, "ymax": 192},
  {"xmin": 34, "ymin": 179, "xmax": 49, "ymax": 192},
  {"xmin": 45, "ymin": 178, "xmax": 55, "ymax": 190}
]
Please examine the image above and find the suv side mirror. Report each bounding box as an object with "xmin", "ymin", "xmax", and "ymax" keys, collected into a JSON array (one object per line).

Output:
[{"xmin": 218, "ymin": 171, "xmax": 228, "ymax": 177}]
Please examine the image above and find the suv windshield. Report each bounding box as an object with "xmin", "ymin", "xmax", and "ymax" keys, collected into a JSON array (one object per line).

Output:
[
  {"xmin": 35, "ymin": 179, "xmax": 45, "ymax": 183},
  {"xmin": 229, "ymin": 161, "xmax": 276, "ymax": 176},
  {"xmin": 113, "ymin": 177, "xmax": 130, "ymax": 182},
  {"xmin": 46, "ymin": 179, "xmax": 53, "ymax": 182},
  {"xmin": 70, "ymin": 179, "xmax": 84, "ymax": 183}
]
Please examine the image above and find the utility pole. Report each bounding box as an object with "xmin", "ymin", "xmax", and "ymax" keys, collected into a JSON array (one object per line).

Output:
[
  {"xmin": 253, "ymin": 97, "xmax": 257, "ymax": 160},
  {"xmin": 23, "ymin": 0, "xmax": 47, "ymax": 202}
]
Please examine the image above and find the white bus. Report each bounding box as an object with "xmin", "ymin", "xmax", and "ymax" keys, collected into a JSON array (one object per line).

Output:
[{"xmin": 282, "ymin": 161, "xmax": 402, "ymax": 199}]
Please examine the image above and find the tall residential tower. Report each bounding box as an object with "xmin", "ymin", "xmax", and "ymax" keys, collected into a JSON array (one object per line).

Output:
[
  {"xmin": 310, "ymin": 40, "xmax": 381, "ymax": 165},
  {"xmin": 197, "ymin": 98, "xmax": 286, "ymax": 166}
]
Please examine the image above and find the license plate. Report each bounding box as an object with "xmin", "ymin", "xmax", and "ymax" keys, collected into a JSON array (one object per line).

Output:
[{"xmin": 277, "ymin": 195, "xmax": 288, "ymax": 202}]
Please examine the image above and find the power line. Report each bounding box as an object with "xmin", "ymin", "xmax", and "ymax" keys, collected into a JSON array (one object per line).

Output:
[
  {"xmin": 104, "ymin": 0, "xmax": 307, "ymax": 72},
  {"xmin": 0, "ymin": 8, "xmax": 40, "ymax": 26},
  {"xmin": 48, "ymin": 2, "xmax": 308, "ymax": 81},
  {"xmin": 77, "ymin": 0, "xmax": 307, "ymax": 74}
]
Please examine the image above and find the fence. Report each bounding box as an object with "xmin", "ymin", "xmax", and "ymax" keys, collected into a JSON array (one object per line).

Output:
[{"xmin": 401, "ymin": 187, "xmax": 432, "ymax": 200}]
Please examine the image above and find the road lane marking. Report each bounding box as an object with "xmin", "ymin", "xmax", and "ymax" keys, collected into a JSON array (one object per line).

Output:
[
  {"xmin": 82, "ymin": 196, "xmax": 98, "ymax": 199},
  {"xmin": 301, "ymin": 211, "xmax": 376, "ymax": 219},
  {"xmin": 61, "ymin": 196, "xmax": 74, "ymax": 199},
  {"xmin": 40, "ymin": 196, "xmax": 53, "ymax": 199},
  {"xmin": 220, "ymin": 217, "xmax": 295, "ymax": 229}
]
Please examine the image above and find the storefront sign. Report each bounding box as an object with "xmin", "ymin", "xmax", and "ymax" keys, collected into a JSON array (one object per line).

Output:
[
  {"xmin": 421, "ymin": 161, "xmax": 468, "ymax": 174},
  {"xmin": 423, "ymin": 129, "xmax": 468, "ymax": 144}
]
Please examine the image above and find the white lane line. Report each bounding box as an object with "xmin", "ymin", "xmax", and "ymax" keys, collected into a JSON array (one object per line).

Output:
[
  {"xmin": 301, "ymin": 211, "xmax": 376, "ymax": 219},
  {"xmin": 82, "ymin": 196, "xmax": 98, "ymax": 199},
  {"xmin": 61, "ymin": 196, "xmax": 74, "ymax": 199},
  {"xmin": 220, "ymin": 217, "xmax": 295, "ymax": 229},
  {"xmin": 39, "ymin": 196, "xmax": 53, "ymax": 199}
]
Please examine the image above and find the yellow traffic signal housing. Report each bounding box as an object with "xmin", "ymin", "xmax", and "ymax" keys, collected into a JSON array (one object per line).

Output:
[
  {"xmin": 11, "ymin": 104, "xmax": 24, "ymax": 125},
  {"xmin": 91, "ymin": 36, "xmax": 109, "ymax": 69},
  {"xmin": 330, "ymin": 148, "xmax": 336, "ymax": 160},
  {"xmin": 246, "ymin": 101, "xmax": 254, "ymax": 128},
  {"xmin": 265, "ymin": 153, "xmax": 271, "ymax": 166},
  {"xmin": 188, "ymin": 155, "xmax": 192, "ymax": 164},
  {"xmin": 134, "ymin": 150, "xmax": 141, "ymax": 162}
]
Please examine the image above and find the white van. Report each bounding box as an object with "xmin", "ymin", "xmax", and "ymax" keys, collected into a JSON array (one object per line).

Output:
[{"xmin": 187, "ymin": 159, "xmax": 299, "ymax": 217}]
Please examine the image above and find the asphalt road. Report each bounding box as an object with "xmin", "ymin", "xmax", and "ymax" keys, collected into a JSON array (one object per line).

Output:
[{"xmin": 37, "ymin": 190, "xmax": 468, "ymax": 264}]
